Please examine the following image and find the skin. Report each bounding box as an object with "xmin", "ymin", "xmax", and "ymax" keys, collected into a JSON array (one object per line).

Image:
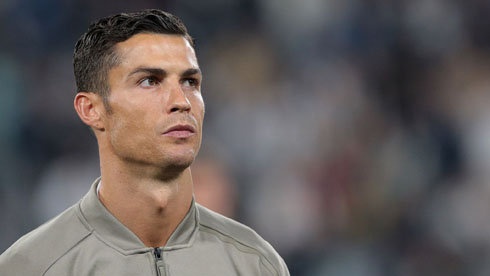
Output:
[{"xmin": 74, "ymin": 33, "xmax": 204, "ymax": 247}]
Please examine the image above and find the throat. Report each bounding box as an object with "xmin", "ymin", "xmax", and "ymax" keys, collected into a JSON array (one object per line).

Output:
[
  {"xmin": 148, "ymin": 183, "xmax": 178, "ymax": 212},
  {"xmin": 136, "ymin": 192, "xmax": 192, "ymax": 247},
  {"xmin": 97, "ymin": 169, "xmax": 194, "ymax": 247}
]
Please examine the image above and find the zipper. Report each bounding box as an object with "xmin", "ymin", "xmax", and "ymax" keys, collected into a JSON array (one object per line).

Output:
[
  {"xmin": 153, "ymin": 247, "xmax": 167, "ymax": 276},
  {"xmin": 154, "ymin": 247, "xmax": 162, "ymax": 260}
]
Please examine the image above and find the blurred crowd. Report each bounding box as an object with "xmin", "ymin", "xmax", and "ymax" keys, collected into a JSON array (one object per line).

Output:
[{"xmin": 2, "ymin": 0, "xmax": 490, "ymax": 275}]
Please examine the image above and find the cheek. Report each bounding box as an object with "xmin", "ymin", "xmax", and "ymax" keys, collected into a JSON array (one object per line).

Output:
[
  {"xmin": 108, "ymin": 105, "xmax": 154, "ymax": 144},
  {"xmin": 192, "ymin": 93, "xmax": 205, "ymax": 120}
]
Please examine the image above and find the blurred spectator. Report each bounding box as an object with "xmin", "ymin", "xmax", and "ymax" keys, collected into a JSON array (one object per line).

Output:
[
  {"xmin": 192, "ymin": 154, "xmax": 236, "ymax": 218},
  {"xmin": 2, "ymin": 1, "xmax": 490, "ymax": 275}
]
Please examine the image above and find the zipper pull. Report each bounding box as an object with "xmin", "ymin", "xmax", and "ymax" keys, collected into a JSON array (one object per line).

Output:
[
  {"xmin": 154, "ymin": 247, "xmax": 162, "ymax": 260},
  {"xmin": 153, "ymin": 248, "xmax": 166, "ymax": 276}
]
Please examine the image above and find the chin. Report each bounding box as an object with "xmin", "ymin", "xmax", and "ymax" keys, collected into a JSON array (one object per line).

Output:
[
  {"xmin": 164, "ymin": 156, "xmax": 195, "ymax": 169},
  {"xmin": 152, "ymin": 156, "xmax": 195, "ymax": 181},
  {"xmin": 158, "ymin": 148, "xmax": 197, "ymax": 169}
]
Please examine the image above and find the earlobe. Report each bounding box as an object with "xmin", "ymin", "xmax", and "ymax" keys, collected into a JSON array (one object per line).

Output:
[{"xmin": 74, "ymin": 92, "xmax": 105, "ymax": 130}]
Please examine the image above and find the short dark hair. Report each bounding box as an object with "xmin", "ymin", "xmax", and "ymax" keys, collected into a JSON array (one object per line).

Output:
[{"xmin": 73, "ymin": 9, "xmax": 194, "ymax": 111}]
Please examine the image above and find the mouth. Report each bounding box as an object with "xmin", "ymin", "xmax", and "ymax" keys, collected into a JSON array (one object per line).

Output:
[{"xmin": 162, "ymin": 124, "xmax": 196, "ymax": 138}]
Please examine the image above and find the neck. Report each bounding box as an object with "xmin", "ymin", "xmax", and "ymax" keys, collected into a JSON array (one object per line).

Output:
[{"xmin": 98, "ymin": 151, "xmax": 193, "ymax": 248}]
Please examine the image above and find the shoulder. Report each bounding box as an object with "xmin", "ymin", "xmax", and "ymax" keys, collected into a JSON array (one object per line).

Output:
[
  {"xmin": 196, "ymin": 204, "xmax": 289, "ymax": 276},
  {"xmin": 0, "ymin": 203, "xmax": 91, "ymax": 275}
]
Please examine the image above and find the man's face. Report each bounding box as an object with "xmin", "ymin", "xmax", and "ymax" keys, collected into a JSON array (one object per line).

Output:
[{"xmin": 101, "ymin": 33, "xmax": 204, "ymax": 173}]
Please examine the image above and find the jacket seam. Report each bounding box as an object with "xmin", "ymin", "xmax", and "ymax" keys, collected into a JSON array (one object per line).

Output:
[
  {"xmin": 41, "ymin": 232, "xmax": 91, "ymax": 276},
  {"xmin": 76, "ymin": 196, "xmax": 150, "ymax": 256},
  {"xmin": 198, "ymin": 223, "xmax": 279, "ymax": 276},
  {"xmin": 75, "ymin": 201, "xmax": 93, "ymax": 232},
  {"xmin": 90, "ymin": 231, "xmax": 151, "ymax": 256},
  {"xmin": 76, "ymin": 200, "xmax": 137, "ymax": 255}
]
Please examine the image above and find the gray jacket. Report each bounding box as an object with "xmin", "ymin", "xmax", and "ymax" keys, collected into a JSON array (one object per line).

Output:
[{"xmin": 0, "ymin": 179, "xmax": 289, "ymax": 275}]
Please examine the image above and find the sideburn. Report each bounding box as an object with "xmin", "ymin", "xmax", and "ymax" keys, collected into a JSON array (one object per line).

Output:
[{"xmin": 102, "ymin": 95, "xmax": 113, "ymax": 114}]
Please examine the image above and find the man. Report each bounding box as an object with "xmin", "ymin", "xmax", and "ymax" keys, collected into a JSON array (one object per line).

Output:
[{"xmin": 0, "ymin": 9, "xmax": 289, "ymax": 275}]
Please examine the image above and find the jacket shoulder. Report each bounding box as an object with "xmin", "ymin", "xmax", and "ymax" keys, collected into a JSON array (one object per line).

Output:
[
  {"xmin": 0, "ymin": 203, "xmax": 91, "ymax": 275},
  {"xmin": 196, "ymin": 204, "xmax": 289, "ymax": 276}
]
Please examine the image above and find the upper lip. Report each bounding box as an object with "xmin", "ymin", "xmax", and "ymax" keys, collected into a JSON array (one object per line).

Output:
[{"xmin": 163, "ymin": 124, "xmax": 196, "ymax": 134}]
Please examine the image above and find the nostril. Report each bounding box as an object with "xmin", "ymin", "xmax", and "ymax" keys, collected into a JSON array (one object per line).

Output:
[{"xmin": 169, "ymin": 100, "xmax": 191, "ymax": 113}]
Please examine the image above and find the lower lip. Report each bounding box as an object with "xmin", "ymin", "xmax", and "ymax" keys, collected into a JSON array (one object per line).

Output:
[{"xmin": 163, "ymin": 130, "xmax": 195, "ymax": 138}]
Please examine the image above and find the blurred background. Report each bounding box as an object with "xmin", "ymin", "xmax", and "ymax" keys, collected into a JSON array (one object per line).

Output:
[{"xmin": 1, "ymin": 0, "xmax": 490, "ymax": 275}]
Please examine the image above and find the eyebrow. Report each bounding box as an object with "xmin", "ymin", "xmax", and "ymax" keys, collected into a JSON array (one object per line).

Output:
[
  {"xmin": 127, "ymin": 67, "xmax": 201, "ymax": 78},
  {"xmin": 128, "ymin": 67, "xmax": 166, "ymax": 78},
  {"xmin": 182, "ymin": 68, "xmax": 201, "ymax": 77}
]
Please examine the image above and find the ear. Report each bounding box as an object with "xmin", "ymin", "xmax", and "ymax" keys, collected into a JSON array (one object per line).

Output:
[{"xmin": 74, "ymin": 92, "xmax": 105, "ymax": 131}]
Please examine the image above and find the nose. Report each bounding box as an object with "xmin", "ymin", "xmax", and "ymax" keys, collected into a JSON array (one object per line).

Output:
[{"xmin": 167, "ymin": 82, "xmax": 191, "ymax": 114}]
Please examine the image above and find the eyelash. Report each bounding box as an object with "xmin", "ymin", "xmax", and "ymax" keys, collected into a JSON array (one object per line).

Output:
[
  {"xmin": 182, "ymin": 78, "xmax": 199, "ymax": 87},
  {"xmin": 138, "ymin": 76, "xmax": 200, "ymax": 88},
  {"xmin": 138, "ymin": 76, "xmax": 160, "ymax": 87}
]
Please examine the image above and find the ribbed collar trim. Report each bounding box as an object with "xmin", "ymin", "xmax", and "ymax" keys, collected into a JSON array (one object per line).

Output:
[{"xmin": 78, "ymin": 177, "xmax": 199, "ymax": 254}]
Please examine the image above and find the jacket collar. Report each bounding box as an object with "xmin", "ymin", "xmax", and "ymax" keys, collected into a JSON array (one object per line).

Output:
[{"xmin": 78, "ymin": 178, "xmax": 199, "ymax": 254}]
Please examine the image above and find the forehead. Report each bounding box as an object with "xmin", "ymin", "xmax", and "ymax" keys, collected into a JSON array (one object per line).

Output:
[{"xmin": 113, "ymin": 33, "xmax": 198, "ymax": 70}]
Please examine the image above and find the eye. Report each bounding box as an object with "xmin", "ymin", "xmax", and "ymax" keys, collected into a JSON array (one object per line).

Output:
[
  {"xmin": 182, "ymin": 78, "xmax": 199, "ymax": 88},
  {"xmin": 139, "ymin": 77, "xmax": 160, "ymax": 88}
]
